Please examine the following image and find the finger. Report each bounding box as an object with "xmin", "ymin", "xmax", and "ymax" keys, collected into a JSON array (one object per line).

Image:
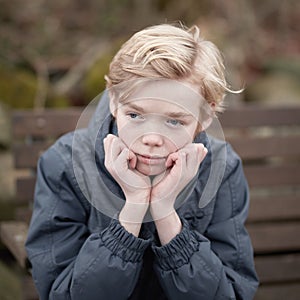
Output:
[
  {"xmin": 168, "ymin": 150, "xmax": 186, "ymax": 177},
  {"xmin": 103, "ymin": 135, "xmax": 114, "ymax": 164},
  {"xmin": 128, "ymin": 150, "xmax": 137, "ymax": 169},
  {"xmin": 195, "ymin": 143, "xmax": 207, "ymax": 163},
  {"xmin": 165, "ymin": 152, "xmax": 179, "ymax": 168},
  {"xmin": 117, "ymin": 148, "xmax": 131, "ymax": 170},
  {"xmin": 118, "ymin": 148, "xmax": 139, "ymax": 171},
  {"xmin": 103, "ymin": 134, "xmax": 117, "ymax": 155},
  {"xmin": 103, "ymin": 134, "xmax": 111, "ymax": 154},
  {"xmin": 110, "ymin": 135, "xmax": 126, "ymax": 159},
  {"xmin": 104, "ymin": 135, "xmax": 129, "ymax": 173},
  {"xmin": 199, "ymin": 146, "xmax": 208, "ymax": 162},
  {"xmin": 184, "ymin": 143, "xmax": 204, "ymax": 171},
  {"xmin": 178, "ymin": 151, "xmax": 187, "ymax": 169}
]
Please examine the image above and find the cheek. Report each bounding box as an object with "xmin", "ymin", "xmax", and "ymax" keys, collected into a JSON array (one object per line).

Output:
[
  {"xmin": 167, "ymin": 129, "xmax": 195, "ymax": 149},
  {"xmin": 117, "ymin": 120, "xmax": 142, "ymax": 148}
]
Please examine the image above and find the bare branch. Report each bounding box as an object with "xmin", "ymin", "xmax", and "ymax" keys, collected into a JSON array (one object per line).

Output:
[
  {"xmin": 20, "ymin": 49, "xmax": 49, "ymax": 111},
  {"xmin": 53, "ymin": 40, "xmax": 111, "ymax": 96}
]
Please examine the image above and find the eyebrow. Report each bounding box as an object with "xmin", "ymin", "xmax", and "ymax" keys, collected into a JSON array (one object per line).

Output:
[
  {"xmin": 123, "ymin": 102, "xmax": 193, "ymax": 119},
  {"xmin": 167, "ymin": 111, "xmax": 193, "ymax": 118},
  {"xmin": 123, "ymin": 103, "xmax": 146, "ymax": 114}
]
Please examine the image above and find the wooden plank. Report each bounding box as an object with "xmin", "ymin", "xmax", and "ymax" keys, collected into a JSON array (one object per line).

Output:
[
  {"xmin": 254, "ymin": 253, "xmax": 300, "ymax": 283},
  {"xmin": 15, "ymin": 169, "xmax": 300, "ymax": 205},
  {"xmin": 244, "ymin": 164, "xmax": 300, "ymax": 187},
  {"xmin": 21, "ymin": 274, "xmax": 39, "ymax": 300},
  {"xmin": 254, "ymin": 282, "xmax": 300, "ymax": 300},
  {"xmin": 0, "ymin": 221, "xmax": 29, "ymax": 269},
  {"xmin": 219, "ymin": 106, "xmax": 300, "ymax": 128},
  {"xmin": 16, "ymin": 177, "xmax": 36, "ymax": 204},
  {"xmin": 247, "ymin": 222, "xmax": 300, "ymax": 253},
  {"xmin": 248, "ymin": 195, "xmax": 300, "ymax": 222},
  {"xmin": 13, "ymin": 142, "xmax": 52, "ymax": 169},
  {"xmin": 228, "ymin": 136, "xmax": 300, "ymax": 160},
  {"xmin": 12, "ymin": 108, "xmax": 91, "ymax": 138},
  {"xmin": 15, "ymin": 207, "xmax": 33, "ymax": 225}
]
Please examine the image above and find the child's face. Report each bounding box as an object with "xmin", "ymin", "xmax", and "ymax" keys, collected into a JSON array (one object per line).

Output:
[{"xmin": 112, "ymin": 80, "xmax": 211, "ymax": 176}]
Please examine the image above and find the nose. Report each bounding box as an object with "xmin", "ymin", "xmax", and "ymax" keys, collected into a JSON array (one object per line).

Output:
[{"xmin": 142, "ymin": 133, "xmax": 163, "ymax": 147}]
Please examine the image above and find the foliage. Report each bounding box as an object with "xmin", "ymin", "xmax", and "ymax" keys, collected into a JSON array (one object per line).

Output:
[
  {"xmin": 82, "ymin": 40, "xmax": 123, "ymax": 103},
  {"xmin": 0, "ymin": 0, "xmax": 299, "ymax": 107},
  {"xmin": 0, "ymin": 65, "xmax": 37, "ymax": 108},
  {"xmin": 83, "ymin": 51, "xmax": 114, "ymax": 102}
]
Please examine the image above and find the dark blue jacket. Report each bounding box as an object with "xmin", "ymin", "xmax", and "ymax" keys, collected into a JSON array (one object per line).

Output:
[{"xmin": 26, "ymin": 92, "xmax": 259, "ymax": 299}]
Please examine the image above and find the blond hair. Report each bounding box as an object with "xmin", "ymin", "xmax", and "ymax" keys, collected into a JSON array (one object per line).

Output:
[{"xmin": 105, "ymin": 24, "xmax": 236, "ymax": 112}]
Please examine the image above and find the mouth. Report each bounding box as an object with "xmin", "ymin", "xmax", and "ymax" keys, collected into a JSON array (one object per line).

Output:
[{"xmin": 136, "ymin": 154, "xmax": 166, "ymax": 165}]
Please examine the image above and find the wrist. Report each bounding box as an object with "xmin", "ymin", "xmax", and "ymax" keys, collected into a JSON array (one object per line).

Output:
[
  {"xmin": 150, "ymin": 197, "xmax": 175, "ymax": 221},
  {"xmin": 119, "ymin": 202, "xmax": 148, "ymax": 237},
  {"xmin": 120, "ymin": 201, "xmax": 149, "ymax": 223},
  {"xmin": 154, "ymin": 211, "xmax": 182, "ymax": 245}
]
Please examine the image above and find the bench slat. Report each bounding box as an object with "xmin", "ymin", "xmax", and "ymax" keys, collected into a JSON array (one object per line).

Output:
[
  {"xmin": 21, "ymin": 275, "xmax": 39, "ymax": 300},
  {"xmin": 14, "ymin": 107, "xmax": 300, "ymax": 136},
  {"xmin": 248, "ymin": 195, "xmax": 300, "ymax": 222},
  {"xmin": 13, "ymin": 143, "xmax": 52, "ymax": 169},
  {"xmin": 17, "ymin": 179, "xmax": 300, "ymax": 253},
  {"xmin": 245, "ymin": 164, "xmax": 300, "ymax": 187},
  {"xmin": 14, "ymin": 135, "xmax": 300, "ymax": 169},
  {"xmin": 247, "ymin": 222, "xmax": 300, "ymax": 253},
  {"xmin": 228, "ymin": 136, "xmax": 300, "ymax": 160},
  {"xmin": 15, "ymin": 207, "xmax": 33, "ymax": 224},
  {"xmin": 13, "ymin": 108, "xmax": 88, "ymax": 138},
  {"xmin": 16, "ymin": 177, "xmax": 300, "ymax": 224},
  {"xmin": 255, "ymin": 282, "xmax": 300, "ymax": 300},
  {"xmin": 16, "ymin": 177, "xmax": 36, "ymax": 204},
  {"xmin": 219, "ymin": 106, "xmax": 300, "ymax": 127},
  {"xmin": 255, "ymin": 253, "xmax": 300, "ymax": 283}
]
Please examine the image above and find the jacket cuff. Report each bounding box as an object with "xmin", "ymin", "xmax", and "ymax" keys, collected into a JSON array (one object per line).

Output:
[
  {"xmin": 152, "ymin": 219, "xmax": 199, "ymax": 270},
  {"xmin": 101, "ymin": 218, "xmax": 151, "ymax": 263}
]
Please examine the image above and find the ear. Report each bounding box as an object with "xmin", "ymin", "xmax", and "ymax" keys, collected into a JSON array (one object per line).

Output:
[
  {"xmin": 210, "ymin": 101, "xmax": 216, "ymax": 111},
  {"xmin": 198, "ymin": 101, "xmax": 216, "ymax": 131}
]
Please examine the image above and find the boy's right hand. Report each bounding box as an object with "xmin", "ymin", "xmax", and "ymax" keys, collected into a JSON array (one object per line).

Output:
[{"xmin": 103, "ymin": 134, "xmax": 151, "ymax": 218}]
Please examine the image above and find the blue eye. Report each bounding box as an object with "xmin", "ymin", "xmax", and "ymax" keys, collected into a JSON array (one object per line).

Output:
[
  {"xmin": 129, "ymin": 113, "xmax": 139, "ymax": 119},
  {"xmin": 167, "ymin": 119, "xmax": 181, "ymax": 126},
  {"xmin": 127, "ymin": 112, "xmax": 144, "ymax": 120}
]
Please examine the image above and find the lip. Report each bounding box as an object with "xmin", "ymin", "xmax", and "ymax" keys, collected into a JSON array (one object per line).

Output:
[{"xmin": 136, "ymin": 154, "xmax": 166, "ymax": 165}]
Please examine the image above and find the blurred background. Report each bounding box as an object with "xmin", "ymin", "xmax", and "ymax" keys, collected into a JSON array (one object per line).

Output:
[{"xmin": 0, "ymin": 0, "xmax": 299, "ymax": 298}]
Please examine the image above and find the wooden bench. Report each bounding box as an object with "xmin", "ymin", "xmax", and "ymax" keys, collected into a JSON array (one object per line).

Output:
[
  {"xmin": 0, "ymin": 108, "xmax": 87, "ymax": 300},
  {"xmin": 219, "ymin": 106, "xmax": 300, "ymax": 300},
  {"xmin": 0, "ymin": 105, "xmax": 300, "ymax": 299}
]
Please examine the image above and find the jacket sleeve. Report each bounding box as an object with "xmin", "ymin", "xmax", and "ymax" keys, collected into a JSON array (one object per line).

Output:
[
  {"xmin": 152, "ymin": 147, "xmax": 259, "ymax": 299},
  {"xmin": 25, "ymin": 145, "xmax": 151, "ymax": 300}
]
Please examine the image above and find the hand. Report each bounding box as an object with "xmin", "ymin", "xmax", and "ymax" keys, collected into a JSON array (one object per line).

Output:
[
  {"xmin": 103, "ymin": 134, "xmax": 151, "ymax": 202},
  {"xmin": 104, "ymin": 134, "xmax": 151, "ymax": 228},
  {"xmin": 150, "ymin": 143, "xmax": 207, "ymax": 220}
]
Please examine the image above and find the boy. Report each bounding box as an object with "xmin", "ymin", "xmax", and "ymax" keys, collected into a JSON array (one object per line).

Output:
[{"xmin": 26, "ymin": 24, "xmax": 259, "ymax": 299}]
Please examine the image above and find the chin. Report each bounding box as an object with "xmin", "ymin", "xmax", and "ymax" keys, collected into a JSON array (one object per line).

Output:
[{"xmin": 136, "ymin": 163, "xmax": 166, "ymax": 177}]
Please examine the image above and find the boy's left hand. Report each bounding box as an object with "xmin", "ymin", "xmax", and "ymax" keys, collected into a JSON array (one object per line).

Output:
[{"xmin": 150, "ymin": 143, "xmax": 207, "ymax": 220}]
